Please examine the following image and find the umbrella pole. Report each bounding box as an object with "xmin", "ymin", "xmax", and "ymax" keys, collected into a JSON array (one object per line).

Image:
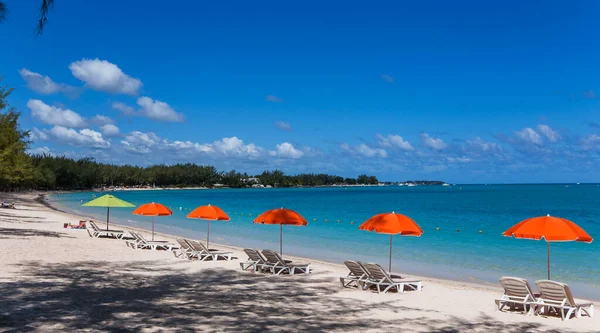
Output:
[
  {"xmin": 106, "ymin": 207, "xmax": 110, "ymax": 230},
  {"xmin": 207, "ymin": 220, "xmax": 210, "ymax": 248},
  {"xmin": 280, "ymin": 224, "xmax": 283, "ymax": 256},
  {"xmin": 152, "ymin": 216, "xmax": 155, "ymax": 241},
  {"xmin": 547, "ymin": 242, "xmax": 551, "ymax": 280},
  {"xmin": 389, "ymin": 234, "xmax": 393, "ymax": 273}
]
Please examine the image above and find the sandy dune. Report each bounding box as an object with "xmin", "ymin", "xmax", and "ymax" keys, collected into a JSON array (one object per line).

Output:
[{"xmin": 0, "ymin": 193, "xmax": 598, "ymax": 332}]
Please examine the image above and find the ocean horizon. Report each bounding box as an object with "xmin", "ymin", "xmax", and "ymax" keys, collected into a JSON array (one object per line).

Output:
[{"xmin": 51, "ymin": 184, "xmax": 600, "ymax": 299}]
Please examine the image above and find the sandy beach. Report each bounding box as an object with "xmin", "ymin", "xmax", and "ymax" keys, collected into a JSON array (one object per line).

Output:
[{"xmin": 0, "ymin": 193, "xmax": 598, "ymax": 332}]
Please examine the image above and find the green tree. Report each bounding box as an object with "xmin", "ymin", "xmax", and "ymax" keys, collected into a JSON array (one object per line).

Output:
[
  {"xmin": 0, "ymin": 80, "xmax": 33, "ymax": 190},
  {"xmin": 0, "ymin": 0, "xmax": 54, "ymax": 35}
]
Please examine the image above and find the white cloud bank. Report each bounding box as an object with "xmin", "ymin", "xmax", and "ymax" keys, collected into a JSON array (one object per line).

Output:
[
  {"xmin": 376, "ymin": 134, "xmax": 413, "ymax": 151},
  {"xmin": 19, "ymin": 69, "xmax": 76, "ymax": 95},
  {"xmin": 420, "ymin": 133, "xmax": 447, "ymax": 150},
  {"xmin": 137, "ymin": 96, "xmax": 184, "ymax": 122},
  {"xmin": 69, "ymin": 58, "xmax": 142, "ymax": 95},
  {"xmin": 27, "ymin": 99, "xmax": 86, "ymax": 128}
]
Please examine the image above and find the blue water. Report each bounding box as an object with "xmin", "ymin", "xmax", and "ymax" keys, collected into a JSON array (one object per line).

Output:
[{"xmin": 51, "ymin": 185, "xmax": 600, "ymax": 298}]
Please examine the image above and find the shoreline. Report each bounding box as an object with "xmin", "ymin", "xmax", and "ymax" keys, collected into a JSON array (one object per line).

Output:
[
  {"xmin": 44, "ymin": 193, "xmax": 497, "ymax": 293},
  {"xmin": 2, "ymin": 192, "xmax": 599, "ymax": 331},
  {"xmin": 43, "ymin": 193, "xmax": 595, "ymax": 301}
]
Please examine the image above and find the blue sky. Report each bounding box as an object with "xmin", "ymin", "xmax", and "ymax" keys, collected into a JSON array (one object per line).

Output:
[{"xmin": 1, "ymin": 0, "xmax": 600, "ymax": 183}]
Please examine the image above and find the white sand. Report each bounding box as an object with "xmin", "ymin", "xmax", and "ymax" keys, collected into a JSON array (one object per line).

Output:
[{"xmin": 0, "ymin": 193, "xmax": 598, "ymax": 332}]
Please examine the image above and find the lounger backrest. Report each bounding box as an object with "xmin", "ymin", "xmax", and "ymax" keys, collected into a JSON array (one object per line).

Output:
[
  {"xmin": 186, "ymin": 240, "xmax": 206, "ymax": 252},
  {"xmin": 344, "ymin": 260, "xmax": 367, "ymax": 278},
  {"xmin": 363, "ymin": 263, "xmax": 392, "ymax": 282},
  {"xmin": 177, "ymin": 239, "xmax": 190, "ymax": 250},
  {"xmin": 244, "ymin": 249, "xmax": 264, "ymax": 263},
  {"xmin": 535, "ymin": 280, "xmax": 575, "ymax": 306},
  {"xmin": 262, "ymin": 250, "xmax": 286, "ymax": 265},
  {"xmin": 499, "ymin": 277, "xmax": 536, "ymax": 300},
  {"xmin": 134, "ymin": 232, "xmax": 148, "ymax": 243},
  {"xmin": 90, "ymin": 221, "xmax": 100, "ymax": 231}
]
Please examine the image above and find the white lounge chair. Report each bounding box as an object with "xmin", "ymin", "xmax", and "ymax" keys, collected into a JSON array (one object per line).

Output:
[
  {"xmin": 261, "ymin": 250, "xmax": 310, "ymax": 275},
  {"xmin": 533, "ymin": 280, "xmax": 594, "ymax": 320},
  {"xmin": 240, "ymin": 249, "xmax": 271, "ymax": 273},
  {"xmin": 340, "ymin": 260, "xmax": 369, "ymax": 289},
  {"xmin": 87, "ymin": 221, "xmax": 127, "ymax": 239},
  {"xmin": 495, "ymin": 277, "xmax": 537, "ymax": 315},
  {"xmin": 362, "ymin": 262, "xmax": 422, "ymax": 293},
  {"xmin": 126, "ymin": 231, "xmax": 179, "ymax": 251},
  {"xmin": 187, "ymin": 240, "xmax": 233, "ymax": 261}
]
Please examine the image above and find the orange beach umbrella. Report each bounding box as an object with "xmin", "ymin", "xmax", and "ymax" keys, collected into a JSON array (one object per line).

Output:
[
  {"xmin": 503, "ymin": 214, "xmax": 592, "ymax": 280},
  {"xmin": 187, "ymin": 204, "xmax": 230, "ymax": 248},
  {"xmin": 253, "ymin": 207, "xmax": 307, "ymax": 255},
  {"xmin": 132, "ymin": 202, "xmax": 173, "ymax": 240},
  {"xmin": 359, "ymin": 212, "xmax": 423, "ymax": 272}
]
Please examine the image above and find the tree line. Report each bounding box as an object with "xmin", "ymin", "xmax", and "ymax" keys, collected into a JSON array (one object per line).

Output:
[{"xmin": 0, "ymin": 81, "xmax": 379, "ymax": 191}]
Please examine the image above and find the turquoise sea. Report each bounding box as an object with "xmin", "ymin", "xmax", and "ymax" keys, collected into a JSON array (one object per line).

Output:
[{"xmin": 51, "ymin": 185, "xmax": 600, "ymax": 298}]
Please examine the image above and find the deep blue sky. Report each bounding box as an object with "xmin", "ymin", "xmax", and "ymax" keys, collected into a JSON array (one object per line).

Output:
[{"xmin": 1, "ymin": 0, "xmax": 600, "ymax": 182}]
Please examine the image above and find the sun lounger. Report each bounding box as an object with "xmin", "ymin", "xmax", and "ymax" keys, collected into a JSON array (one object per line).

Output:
[
  {"xmin": 362, "ymin": 262, "xmax": 422, "ymax": 293},
  {"xmin": 87, "ymin": 221, "xmax": 127, "ymax": 239},
  {"xmin": 340, "ymin": 260, "xmax": 369, "ymax": 289},
  {"xmin": 261, "ymin": 249, "xmax": 310, "ymax": 275},
  {"xmin": 174, "ymin": 239, "xmax": 197, "ymax": 259},
  {"xmin": 533, "ymin": 280, "xmax": 594, "ymax": 320},
  {"xmin": 240, "ymin": 249, "xmax": 272, "ymax": 272},
  {"xmin": 495, "ymin": 277, "xmax": 537, "ymax": 315},
  {"xmin": 126, "ymin": 231, "xmax": 179, "ymax": 251},
  {"xmin": 186, "ymin": 240, "xmax": 233, "ymax": 261}
]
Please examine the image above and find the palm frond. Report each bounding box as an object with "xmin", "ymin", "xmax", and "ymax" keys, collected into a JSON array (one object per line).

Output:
[
  {"xmin": 0, "ymin": 2, "xmax": 8, "ymax": 24},
  {"xmin": 35, "ymin": 0, "xmax": 54, "ymax": 36}
]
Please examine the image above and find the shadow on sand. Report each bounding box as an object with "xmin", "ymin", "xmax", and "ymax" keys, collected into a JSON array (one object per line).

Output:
[
  {"xmin": 0, "ymin": 227, "xmax": 71, "ymax": 239},
  {"xmin": 0, "ymin": 260, "xmax": 578, "ymax": 332}
]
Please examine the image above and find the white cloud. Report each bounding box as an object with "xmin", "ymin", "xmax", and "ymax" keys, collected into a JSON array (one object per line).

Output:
[
  {"xmin": 515, "ymin": 128, "xmax": 543, "ymax": 146},
  {"xmin": 537, "ymin": 124, "xmax": 560, "ymax": 143},
  {"xmin": 381, "ymin": 74, "xmax": 394, "ymax": 83},
  {"xmin": 210, "ymin": 137, "xmax": 262, "ymax": 158},
  {"xmin": 91, "ymin": 115, "xmax": 114, "ymax": 125},
  {"xmin": 100, "ymin": 124, "xmax": 120, "ymax": 136},
  {"xmin": 162, "ymin": 136, "xmax": 265, "ymax": 159},
  {"xmin": 266, "ymin": 95, "xmax": 284, "ymax": 103},
  {"xmin": 69, "ymin": 58, "xmax": 142, "ymax": 95},
  {"xmin": 341, "ymin": 143, "xmax": 387, "ymax": 158},
  {"xmin": 420, "ymin": 133, "xmax": 447, "ymax": 150},
  {"xmin": 19, "ymin": 69, "xmax": 76, "ymax": 95},
  {"xmin": 30, "ymin": 127, "xmax": 49, "ymax": 141},
  {"xmin": 447, "ymin": 156, "xmax": 473, "ymax": 163},
  {"xmin": 48, "ymin": 126, "xmax": 110, "ymax": 148},
  {"xmin": 376, "ymin": 134, "xmax": 414, "ymax": 151},
  {"xmin": 137, "ymin": 96, "xmax": 184, "ymax": 122},
  {"xmin": 270, "ymin": 142, "xmax": 304, "ymax": 159},
  {"xmin": 121, "ymin": 131, "xmax": 160, "ymax": 154},
  {"xmin": 581, "ymin": 134, "xmax": 600, "ymax": 151},
  {"xmin": 111, "ymin": 101, "xmax": 135, "ymax": 115},
  {"xmin": 466, "ymin": 137, "xmax": 502, "ymax": 152},
  {"xmin": 28, "ymin": 146, "xmax": 53, "ymax": 156},
  {"xmin": 275, "ymin": 121, "xmax": 292, "ymax": 131},
  {"xmin": 27, "ymin": 99, "xmax": 86, "ymax": 128}
]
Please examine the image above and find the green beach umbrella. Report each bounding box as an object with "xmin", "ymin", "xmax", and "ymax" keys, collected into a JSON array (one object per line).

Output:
[{"xmin": 82, "ymin": 194, "xmax": 135, "ymax": 230}]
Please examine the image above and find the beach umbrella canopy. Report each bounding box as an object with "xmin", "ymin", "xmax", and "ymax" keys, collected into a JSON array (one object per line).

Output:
[
  {"xmin": 503, "ymin": 214, "xmax": 593, "ymax": 280},
  {"xmin": 132, "ymin": 202, "xmax": 173, "ymax": 240},
  {"xmin": 186, "ymin": 204, "xmax": 230, "ymax": 248},
  {"xmin": 359, "ymin": 212, "xmax": 423, "ymax": 273},
  {"xmin": 253, "ymin": 207, "xmax": 307, "ymax": 256},
  {"xmin": 82, "ymin": 194, "xmax": 135, "ymax": 230}
]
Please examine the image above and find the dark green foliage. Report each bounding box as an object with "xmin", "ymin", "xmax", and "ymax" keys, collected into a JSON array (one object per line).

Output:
[
  {"xmin": 25, "ymin": 156, "xmax": 379, "ymax": 190},
  {"xmin": 0, "ymin": 80, "xmax": 34, "ymax": 190}
]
